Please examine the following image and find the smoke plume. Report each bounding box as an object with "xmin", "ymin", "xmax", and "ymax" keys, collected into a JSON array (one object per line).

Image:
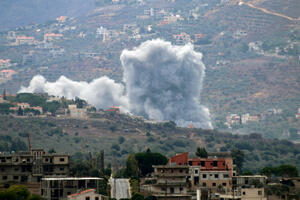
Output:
[{"xmin": 19, "ymin": 39, "xmax": 212, "ymax": 128}]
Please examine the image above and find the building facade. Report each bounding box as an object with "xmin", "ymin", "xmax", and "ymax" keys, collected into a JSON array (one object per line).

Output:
[{"xmin": 0, "ymin": 149, "xmax": 69, "ymax": 184}]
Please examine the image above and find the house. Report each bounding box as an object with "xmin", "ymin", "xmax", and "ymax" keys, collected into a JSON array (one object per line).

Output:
[
  {"xmin": 0, "ymin": 59, "xmax": 11, "ymax": 68},
  {"xmin": 68, "ymin": 189, "xmax": 107, "ymax": 200},
  {"xmin": 0, "ymin": 69, "xmax": 16, "ymax": 82},
  {"xmin": 145, "ymin": 165, "xmax": 192, "ymax": 200},
  {"xmin": 169, "ymin": 152, "xmax": 234, "ymax": 193},
  {"xmin": 41, "ymin": 177, "xmax": 102, "ymax": 200},
  {"xmin": 68, "ymin": 105, "xmax": 87, "ymax": 119},
  {"xmin": 15, "ymin": 36, "xmax": 35, "ymax": 45},
  {"xmin": 173, "ymin": 33, "xmax": 191, "ymax": 44},
  {"xmin": 56, "ymin": 16, "xmax": 67, "ymax": 23},
  {"xmin": 0, "ymin": 148, "xmax": 70, "ymax": 184},
  {"xmin": 44, "ymin": 33, "xmax": 63, "ymax": 42},
  {"xmin": 194, "ymin": 33, "xmax": 205, "ymax": 42},
  {"xmin": 105, "ymin": 106, "xmax": 120, "ymax": 113}
]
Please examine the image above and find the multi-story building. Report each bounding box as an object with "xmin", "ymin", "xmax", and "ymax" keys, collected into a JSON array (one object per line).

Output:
[
  {"xmin": 147, "ymin": 165, "xmax": 191, "ymax": 200},
  {"xmin": 0, "ymin": 149, "xmax": 69, "ymax": 184},
  {"xmin": 41, "ymin": 177, "xmax": 102, "ymax": 200}
]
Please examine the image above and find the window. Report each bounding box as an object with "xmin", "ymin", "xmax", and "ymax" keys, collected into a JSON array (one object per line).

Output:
[
  {"xmin": 85, "ymin": 197, "xmax": 90, "ymax": 200},
  {"xmin": 171, "ymin": 169, "xmax": 174, "ymax": 173},
  {"xmin": 13, "ymin": 176, "xmax": 18, "ymax": 180},
  {"xmin": 224, "ymin": 174, "xmax": 229, "ymax": 178},
  {"xmin": 212, "ymin": 183, "xmax": 216, "ymax": 186},
  {"xmin": 188, "ymin": 161, "xmax": 192, "ymax": 166},
  {"xmin": 202, "ymin": 174, "xmax": 207, "ymax": 178},
  {"xmin": 27, "ymin": 158, "xmax": 30, "ymax": 162},
  {"xmin": 201, "ymin": 161, "xmax": 205, "ymax": 167},
  {"xmin": 60, "ymin": 167, "xmax": 64, "ymax": 171},
  {"xmin": 14, "ymin": 168, "xmax": 19, "ymax": 171},
  {"xmin": 95, "ymin": 197, "xmax": 99, "ymax": 200},
  {"xmin": 178, "ymin": 162, "xmax": 181, "ymax": 165},
  {"xmin": 161, "ymin": 187, "xmax": 166, "ymax": 191},
  {"xmin": 59, "ymin": 158, "xmax": 65, "ymax": 162},
  {"xmin": 202, "ymin": 182, "xmax": 206, "ymax": 187},
  {"xmin": 170, "ymin": 187, "xmax": 174, "ymax": 194},
  {"xmin": 212, "ymin": 161, "xmax": 218, "ymax": 167},
  {"xmin": 180, "ymin": 187, "xmax": 183, "ymax": 191},
  {"xmin": 197, "ymin": 162, "xmax": 201, "ymax": 166},
  {"xmin": 214, "ymin": 174, "xmax": 219, "ymax": 179},
  {"xmin": 179, "ymin": 169, "xmax": 183, "ymax": 173},
  {"xmin": 222, "ymin": 183, "xmax": 227, "ymax": 186},
  {"xmin": 2, "ymin": 176, "xmax": 7, "ymax": 180},
  {"xmin": 195, "ymin": 170, "xmax": 198, "ymax": 174},
  {"xmin": 258, "ymin": 191, "xmax": 262, "ymax": 195},
  {"xmin": 15, "ymin": 158, "xmax": 19, "ymax": 162},
  {"xmin": 243, "ymin": 192, "xmax": 246, "ymax": 195},
  {"xmin": 45, "ymin": 158, "xmax": 49, "ymax": 162}
]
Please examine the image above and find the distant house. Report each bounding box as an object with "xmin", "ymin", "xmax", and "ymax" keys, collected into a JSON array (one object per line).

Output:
[
  {"xmin": 105, "ymin": 106, "xmax": 120, "ymax": 113},
  {"xmin": 194, "ymin": 33, "xmax": 205, "ymax": 41},
  {"xmin": 68, "ymin": 104, "xmax": 87, "ymax": 119},
  {"xmin": 68, "ymin": 189, "xmax": 107, "ymax": 200},
  {"xmin": 15, "ymin": 36, "xmax": 35, "ymax": 45},
  {"xmin": 0, "ymin": 69, "xmax": 16, "ymax": 81},
  {"xmin": 56, "ymin": 16, "xmax": 67, "ymax": 23},
  {"xmin": 44, "ymin": 33, "xmax": 63, "ymax": 42},
  {"xmin": 0, "ymin": 59, "xmax": 11, "ymax": 68},
  {"xmin": 173, "ymin": 32, "xmax": 191, "ymax": 44}
]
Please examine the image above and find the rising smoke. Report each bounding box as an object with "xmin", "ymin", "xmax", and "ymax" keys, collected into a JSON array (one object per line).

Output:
[{"xmin": 19, "ymin": 39, "xmax": 212, "ymax": 129}]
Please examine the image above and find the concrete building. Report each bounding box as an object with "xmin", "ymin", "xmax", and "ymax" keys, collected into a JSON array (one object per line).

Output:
[
  {"xmin": 148, "ymin": 165, "xmax": 191, "ymax": 200},
  {"xmin": 68, "ymin": 189, "xmax": 107, "ymax": 200},
  {"xmin": 41, "ymin": 177, "xmax": 102, "ymax": 200},
  {"xmin": 0, "ymin": 149, "xmax": 69, "ymax": 184},
  {"xmin": 15, "ymin": 36, "xmax": 35, "ymax": 45}
]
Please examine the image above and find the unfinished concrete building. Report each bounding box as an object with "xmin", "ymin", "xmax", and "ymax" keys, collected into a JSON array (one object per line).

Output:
[
  {"xmin": 0, "ymin": 148, "xmax": 70, "ymax": 184},
  {"xmin": 41, "ymin": 177, "xmax": 102, "ymax": 200}
]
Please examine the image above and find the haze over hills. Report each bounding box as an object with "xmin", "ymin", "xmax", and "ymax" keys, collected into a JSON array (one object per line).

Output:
[
  {"xmin": 0, "ymin": 0, "xmax": 96, "ymax": 31},
  {"xmin": 0, "ymin": 0, "xmax": 299, "ymax": 139}
]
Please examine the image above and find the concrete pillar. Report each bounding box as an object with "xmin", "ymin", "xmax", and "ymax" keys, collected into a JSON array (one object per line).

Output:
[{"xmin": 197, "ymin": 189, "xmax": 201, "ymax": 200}]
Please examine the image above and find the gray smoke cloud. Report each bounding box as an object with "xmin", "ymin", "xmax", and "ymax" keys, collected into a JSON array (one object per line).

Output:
[{"xmin": 19, "ymin": 39, "xmax": 212, "ymax": 129}]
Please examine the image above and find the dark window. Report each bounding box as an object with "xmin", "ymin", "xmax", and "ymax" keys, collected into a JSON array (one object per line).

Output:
[
  {"xmin": 188, "ymin": 161, "xmax": 192, "ymax": 166},
  {"xmin": 178, "ymin": 162, "xmax": 181, "ymax": 165},
  {"xmin": 212, "ymin": 183, "xmax": 216, "ymax": 186},
  {"xmin": 243, "ymin": 192, "xmax": 246, "ymax": 195},
  {"xmin": 27, "ymin": 158, "xmax": 30, "ymax": 162},
  {"xmin": 170, "ymin": 187, "xmax": 174, "ymax": 194},
  {"xmin": 195, "ymin": 170, "xmax": 198, "ymax": 174},
  {"xmin": 180, "ymin": 187, "xmax": 183, "ymax": 191},
  {"xmin": 201, "ymin": 161, "xmax": 205, "ymax": 167},
  {"xmin": 258, "ymin": 191, "xmax": 262, "ymax": 195},
  {"xmin": 162, "ymin": 187, "xmax": 166, "ymax": 191},
  {"xmin": 215, "ymin": 174, "xmax": 219, "ymax": 178},
  {"xmin": 202, "ymin": 174, "xmax": 207, "ymax": 178},
  {"xmin": 95, "ymin": 197, "xmax": 99, "ymax": 200},
  {"xmin": 222, "ymin": 182, "xmax": 227, "ymax": 186},
  {"xmin": 59, "ymin": 158, "xmax": 65, "ymax": 162},
  {"xmin": 2, "ymin": 176, "xmax": 7, "ymax": 180},
  {"xmin": 224, "ymin": 174, "xmax": 229, "ymax": 178},
  {"xmin": 171, "ymin": 169, "xmax": 174, "ymax": 173},
  {"xmin": 60, "ymin": 167, "xmax": 64, "ymax": 171},
  {"xmin": 202, "ymin": 182, "xmax": 206, "ymax": 187},
  {"xmin": 16, "ymin": 158, "xmax": 19, "ymax": 162},
  {"xmin": 212, "ymin": 161, "xmax": 218, "ymax": 167},
  {"xmin": 245, "ymin": 179, "xmax": 249, "ymax": 184},
  {"xmin": 179, "ymin": 169, "xmax": 183, "ymax": 173},
  {"xmin": 45, "ymin": 158, "xmax": 49, "ymax": 162},
  {"xmin": 13, "ymin": 176, "xmax": 18, "ymax": 180},
  {"xmin": 223, "ymin": 162, "xmax": 225, "ymax": 166},
  {"xmin": 197, "ymin": 162, "xmax": 201, "ymax": 166},
  {"xmin": 86, "ymin": 197, "xmax": 90, "ymax": 200}
]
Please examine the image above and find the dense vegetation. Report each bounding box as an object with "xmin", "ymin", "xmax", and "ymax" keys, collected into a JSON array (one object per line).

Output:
[{"xmin": 0, "ymin": 185, "xmax": 43, "ymax": 200}]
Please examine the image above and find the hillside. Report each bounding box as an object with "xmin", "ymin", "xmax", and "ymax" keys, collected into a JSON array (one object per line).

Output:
[
  {"xmin": 0, "ymin": 114, "xmax": 299, "ymax": 173},
  {"xmin": 0, "ymin": 0, "xmax": 299, "ymax": 139}
]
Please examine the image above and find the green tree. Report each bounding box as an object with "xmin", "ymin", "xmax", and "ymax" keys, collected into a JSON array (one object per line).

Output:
[
  {"xmin": 231, "ymin": 149, "xmax": 244, "ymax": 173},
  {"xmin": 125, "ymin": 154, "xmax": 139, "ymax": 178},
  {"xmin": 7, "ymin": 185, "xmax": 30, "ymax": 200},
  {"xmin": 131, "ymin": 192, "xmax": 144, "ymax": 200},
  {"xmin": 195, "ymin": 147, "xmax": 208, "ymax": 158},
  {"xmin": 134, "ymin": 150, "xmax": 168, "ymax": 176}
]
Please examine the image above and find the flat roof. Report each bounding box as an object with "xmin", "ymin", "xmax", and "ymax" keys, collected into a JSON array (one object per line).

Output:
[{"xmin": 42, "ymin": 177, "xmax": 102, "ymax": 181}]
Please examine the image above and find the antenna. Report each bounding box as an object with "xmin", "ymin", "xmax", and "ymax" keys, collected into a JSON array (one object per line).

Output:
[{"xmin": 27, "ymin": 133, "xmax": 31, "ymax": 151}]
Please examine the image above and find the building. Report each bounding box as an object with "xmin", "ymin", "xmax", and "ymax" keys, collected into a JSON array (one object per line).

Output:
[
  {"xmin": 41, "ymin": 177, "xmax": 102, "ymax": 200},
  {"xmin": 105, "ymin": 106, "xmax": 120, "ymax": 113},
  {"xmin": 56, "ymin": 16, "xmax": 67, "ymax": 23},
  {"xmin": 68, "ymin": 105, "xmax": 87, "ymax": 119},
  {"xmin": 44, "ymin": 33, "xmax": 63, "ymax": 42},
  {"xmin": 0, "ymin": 149, "xmax": 69, "ymax": 184},
  {"xmin": 173, "ymin": 33, "xmax": 191, "ymax": 45},
  {"xmin": 0, "ymin": 59, "xmax": 11, "ymax": 68},
  {"xmin": 68, "ymin": 189, "xmax": 107, "ymax": 200},
  {"xmin": 147, "ymin": 165, "xmax": 192, "ymax": 200},
  {"xmin": 15, "ymin": 36, "xmax": 35, "ymax": 45},
  {"xmin": 0, "ymin": 69, "xmax": 16, "ymax": 82}
]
